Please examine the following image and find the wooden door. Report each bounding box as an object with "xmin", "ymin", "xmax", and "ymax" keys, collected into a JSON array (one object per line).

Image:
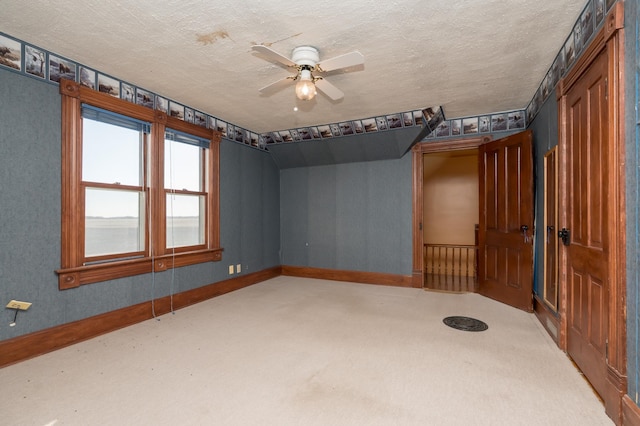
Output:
[
  {"xmin": 478, "ymin": 130, "xmax": 534, "ymax": 312},
  {"xmin": 544, "ymin": 148, "xmax": 559, "ymax": 310},
  {"xmin": 564, "ymin": 48, "xmax": 609, "ymax": 399}
]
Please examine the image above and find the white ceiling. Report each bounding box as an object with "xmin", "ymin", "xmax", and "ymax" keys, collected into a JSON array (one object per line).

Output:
[{"xmin": 1, "ymin": 0, "xmax": 585, "ymax": 134}]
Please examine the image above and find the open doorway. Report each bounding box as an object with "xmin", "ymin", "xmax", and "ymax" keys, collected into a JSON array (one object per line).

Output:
[
  {"xmin": 422, "ymin": 149, "xmax": 479, "ymax": 292},
  {"xmin": 410, "ymin": 136, "xmax": 489, "ymax": 290},
  {"xmin": 412, "ymin": 132, "xmax": 534, "ymax": 307}
]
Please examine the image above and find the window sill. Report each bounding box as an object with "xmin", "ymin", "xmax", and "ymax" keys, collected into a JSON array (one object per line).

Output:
[{"xmin": 56, "ymin": 248, "xmax": 223, "ymax": 290}]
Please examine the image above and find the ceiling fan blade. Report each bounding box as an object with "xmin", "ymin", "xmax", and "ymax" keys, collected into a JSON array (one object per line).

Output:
[
  {"xmin": 317, "ymin": 51, "xmax": 364, "ymax": 72},
  {"xmin": 258, "ymin": 76, "xmax": 294, "ymax": 94},
  {"xmin": 252, "ymin": 45, "xmax": 296, "ymax": 67},
  {"xmin": 315, "ymin": 78, "xmax": 344, "ymax": 101}
]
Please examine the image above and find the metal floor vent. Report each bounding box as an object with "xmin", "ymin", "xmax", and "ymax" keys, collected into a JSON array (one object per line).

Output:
[{"xmin": 443, "ymin": 316, "xmax": 488, "ymax": 332}]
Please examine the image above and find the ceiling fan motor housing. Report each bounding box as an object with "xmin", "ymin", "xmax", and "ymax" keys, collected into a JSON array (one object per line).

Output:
[
  {"xmin": 291, "ymin": 46, "xmax": 319, "ymax": 67},
  {"xmin": 252, "ymin": 43, "xmax": 359, "ymax": 101}
]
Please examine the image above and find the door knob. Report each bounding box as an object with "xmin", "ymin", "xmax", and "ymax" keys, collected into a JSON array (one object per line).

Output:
[
  {"xmin": 520, "ymin": 225, "xmax": 531, "ymax": 243},
  {"xmin": 558, "ymin": 228, "xmax": 570, "ymax": 246}
]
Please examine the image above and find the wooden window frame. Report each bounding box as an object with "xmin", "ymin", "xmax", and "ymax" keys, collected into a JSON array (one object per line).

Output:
[
  {"xmin": 56, "ymin": 79, "xmax": 222, "ymax": 290},
  {"xmin": 81, "ymin": 119, "xmax": 149, "ymax": 264}
]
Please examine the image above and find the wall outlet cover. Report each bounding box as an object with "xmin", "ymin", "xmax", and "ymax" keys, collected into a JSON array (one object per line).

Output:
[{"xmin": 7, "ymin": 300, "xmax": 32, "ymax": 310}]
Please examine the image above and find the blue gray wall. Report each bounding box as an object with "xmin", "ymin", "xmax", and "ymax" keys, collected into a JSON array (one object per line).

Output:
[
  {"xmin": 280, "ymin": 156, "xmax": 413, "ymax": 275},
  {"xmin": 624, "ymin": 0, "xmax": 640, "ymax": 406},
  {"xmin": 0, "ymin": 67, "xmax": 280, "ymax": 342}
]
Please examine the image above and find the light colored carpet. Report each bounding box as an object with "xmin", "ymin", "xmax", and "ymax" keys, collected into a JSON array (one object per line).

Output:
[{"xmin": 0, "ymin": 276, "xmax": 612, "ymax": 425}]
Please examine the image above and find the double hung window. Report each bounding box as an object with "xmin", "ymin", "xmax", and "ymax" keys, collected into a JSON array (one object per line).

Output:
[
  {"xmin": 82, "ymin": 105, "xmax": 149, "ymax": 261},
  {"xmin": 164, "ymin": 129, "xmax": 207, "ymax": 250},
  {"xmin": 57, "ymin": 80, "xmax": 221, "ymax": 289}
]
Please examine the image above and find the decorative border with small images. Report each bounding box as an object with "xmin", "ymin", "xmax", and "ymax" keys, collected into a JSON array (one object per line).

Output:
[
  {"xmin": 49, "ymin": 54, "xmax": 76, "ymax": 84},
  {"xmin": 79, "ymin": 66, "xmax": 95, "ymax": 90},
  {"xmin": 0, "ymin": 29, "xmax": 431, "ymax": 152},
  {"xmin": 0, "ymin": 34, "xmax": 21, "ymax": 71},
  {"xmin": 97, "ymin": 73, "xmax": 119, "ymax": 98},
  {"xmin": 526, "ymin": 0, "xmax": 615, "ymax": 123},
  {"xmin": 1, "ymin": 0, "xmax": 615, "ymax": 151},
  {"xmin": 264, "ymin": 106, "xmax": 524, "ymax": 145},
  {"xmin": 264, "ymin": 107, "xmax": 438, "ymax": 144},
  {"xmin": 0, "ymin": 28, "xmax": 439, "ymax": 152},
  {"xmin": 25, "ymin": 44, "xmax": 46, "ymax": 79},
  {"xmin": 0, "ymin": 31, "xmax": 264, "ymax": 151}
]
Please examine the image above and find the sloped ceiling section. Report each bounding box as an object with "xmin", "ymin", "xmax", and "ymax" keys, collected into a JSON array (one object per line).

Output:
[
  {"xmin": 268, "ymin": 106, "xmax": 445, "ymax": 168},
  {"xmin": 269, "ymin": 126, "xmax": 423, "ymax": 169}
]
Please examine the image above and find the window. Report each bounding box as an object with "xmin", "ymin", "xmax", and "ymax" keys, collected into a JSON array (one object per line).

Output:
[
  {"xmin": 57, "ymin": 80, "xmax": 221, "ymax": 289},
  {"xmin": 82, "ymin": 106, "xmax": 148, "ymax": 261},
  {"xmin": 164, "ymin": 130, "xmax": 207, "ymax": 250}
]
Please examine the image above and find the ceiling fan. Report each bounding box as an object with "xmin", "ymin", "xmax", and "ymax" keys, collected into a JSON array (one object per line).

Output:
[{"xmin": 252, "ymin": 45, "xmax": 364, "ymax": 101}]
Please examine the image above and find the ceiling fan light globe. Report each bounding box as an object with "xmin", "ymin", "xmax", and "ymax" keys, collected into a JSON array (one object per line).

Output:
[{"xmin": 295, "ymin": 79, "xmax": 316, "ymax": 101}]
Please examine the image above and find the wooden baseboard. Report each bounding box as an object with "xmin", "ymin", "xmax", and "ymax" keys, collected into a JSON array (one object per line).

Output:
[
  {"xmin": 0, "ymin": 266, "xmax": 281, "ymax": 368},
  {"xmin": 533, "ymin": 295, "xmax": 560, "ymax": 345},
  {"xmin": 281, "ymin": 265, "xmax": 413, "ymax": 288},
  {"xmin": 605, "ymin": 365, "xmax": 627, "ymax": 425},
  {"xmin": 623, "ymin": 395, "xmax": 640, "ymax": 426},
  {"xmin": 4, "ymin": 264, "xmax": 637, "ymax": 425},
  {"xmin": 412, "ymin": 270, "xmax": 423, "ymax": 288}
]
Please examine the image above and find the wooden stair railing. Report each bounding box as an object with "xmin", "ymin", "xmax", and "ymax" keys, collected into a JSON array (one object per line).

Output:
[{"xmin": 423, "ymin": 242, "xmax": 478, "ymax": 292}]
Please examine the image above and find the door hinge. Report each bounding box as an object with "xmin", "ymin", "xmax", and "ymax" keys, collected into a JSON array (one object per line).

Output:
[
  {"xmin": 604, "ymin": 78, "xmax": 608, "ymax": 100},
  {"xmin": 605, "ymin": 339, "xmax": 609, "ymax": 361}
]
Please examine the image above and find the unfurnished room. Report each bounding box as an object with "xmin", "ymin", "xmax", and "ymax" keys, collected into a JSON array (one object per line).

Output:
[{"xmin": 1, "ymin": 1, "xmax": 640, "ymax": 425}]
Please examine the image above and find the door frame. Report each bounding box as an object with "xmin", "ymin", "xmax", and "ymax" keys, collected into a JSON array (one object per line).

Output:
[
  {"xmin": 556, "ymin": 3, "xmax": 626, "ymax": 421},
  {"xmin": 543, "ymin": 146, "xmax": 559, "ymax": 312},
  {"xmin": 411, "ymin": 136, "xmax": 491, "ymax": 288}
]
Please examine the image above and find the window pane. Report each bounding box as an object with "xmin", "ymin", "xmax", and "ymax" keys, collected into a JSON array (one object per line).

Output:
[
  {"xmin": 82, "ymin": 118, "xmax": 143, "ymax": 186},
  {"xmin": 165, "ymin": 139, "xmax": 201, "ymax": 191},
  {"xmin": 166, "ymin": 194, "xmax": 204, "ymax": 248},
  {"xmin": 85, "ymin": 188, "xmax": 145, "ymax": 257}
]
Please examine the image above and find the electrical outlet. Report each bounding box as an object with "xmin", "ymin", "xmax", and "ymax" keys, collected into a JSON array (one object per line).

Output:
[
  {"xmin": 7, "ymin": 300, "xmax": 32, "ymax": 310},
  {"xmin": 228, "ymin": 265, "xmax": 234, "ymax": 275},
  {"xmin": 236, "ymin": 264, "xmax": 241, "ymax": 273}
]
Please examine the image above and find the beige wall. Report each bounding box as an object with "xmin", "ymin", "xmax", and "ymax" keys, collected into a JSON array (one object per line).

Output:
[{"xmin": 423, "ymin": 149, "xmax": 478, "ymax": 245}]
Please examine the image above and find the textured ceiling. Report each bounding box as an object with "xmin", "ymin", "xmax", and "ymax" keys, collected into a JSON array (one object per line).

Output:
[{"xmin": 1, "ymin": 0, "xmax": 585, "ymax": 134}]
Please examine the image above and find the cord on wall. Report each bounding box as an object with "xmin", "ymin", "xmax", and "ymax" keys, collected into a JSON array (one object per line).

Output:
[
  {"xmin": 167, "ymin": 138, "xmax": 176, "ymax": 315},
  {"xmin": 149, "ymin": 177, "xmax": 159, "ymax": 321}
]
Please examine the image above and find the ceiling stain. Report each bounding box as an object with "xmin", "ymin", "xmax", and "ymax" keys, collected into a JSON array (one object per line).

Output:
[
  {"xmin": 197, "ymin": 30, "xmax": 232, "ymax": 45},
  {"xmin": 252, "ymin": 32, "xmax": 303, "ymax": 48}
]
